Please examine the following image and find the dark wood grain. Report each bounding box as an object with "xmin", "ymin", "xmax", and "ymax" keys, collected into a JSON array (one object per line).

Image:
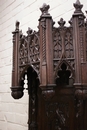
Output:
[{"xmin": 11, "ymin": 1, "xmax": 87, "ymax": 130}]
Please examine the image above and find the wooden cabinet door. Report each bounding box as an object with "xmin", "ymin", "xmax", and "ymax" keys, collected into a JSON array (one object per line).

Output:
[{"xmin": 37, "ymin": 87, "xmax": 87, "ymax": 130}]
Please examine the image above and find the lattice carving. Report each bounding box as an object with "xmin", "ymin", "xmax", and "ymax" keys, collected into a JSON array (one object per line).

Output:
[
  {"xmin": 53, "ymin": 30, "xmax": 62, "ymax": 59},
  {"xmin": 29, "ymin": 32, "xmax": 40, "ymax": 73},
  {"xmin": 64, "ymin": 28, "xmax": 74, "ymax": 59},
  {"xmin": 19, "ymin": 30, "xmax": 40, "ymax": 78},
  {"xmin": 11, "ymin": 1, "xmax": 87, "ymax": 130},
  {"xmin": 19, "ymin": 35, "xmax": 29, "ymax": 66},
  {"xmin": 53, "ymin": 25, "xmax": 75, "ymax": 74},
  {"xmin": 29, "ymin": 32, "xmax": 40, "ymax": 63}
]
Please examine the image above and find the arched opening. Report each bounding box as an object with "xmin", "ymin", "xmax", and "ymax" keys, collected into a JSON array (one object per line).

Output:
[
  {"xmin": 20, "ymin": 66, "xmax": 39, "ymax": 129},
  {"xmin": 27, "ymin": 67, "xmax": 39, "ymax": 129},
  {"xmin": 56, "ymin": 62, "xmax": 74, "ymax": 87}
]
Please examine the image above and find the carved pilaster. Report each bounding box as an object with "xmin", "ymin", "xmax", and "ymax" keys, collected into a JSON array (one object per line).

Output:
[
  {"xmin": 11, "ymin": 21, "xmax": 24, "ymax": 99},
  {"xmin": 73, "ymin": 0, "xmax": 86, "ymax": 86},
  {"xmin": 39, "ymin": 3, "xmax": 54, "ymax": 87}
]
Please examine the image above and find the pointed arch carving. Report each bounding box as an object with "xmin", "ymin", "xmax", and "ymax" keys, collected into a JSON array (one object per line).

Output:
[
  {"xmin": 53, "ymin": 22, "xmax": 75, "ymax": 74},
  {"xmin": 19, "ymin": 64, "xmax": 40, "ymax": 89},
  {"xmin": 64, "ymin": 28, "xmax": 74, "ymax": 59},
  {"xmin": 55, "ymin": 60, "xmax": 74, "ymax": 86},
  {"xmin": 19, "ymin": 35, "xmax": 29, "ymax": 66},
  {"xmin": 11, "ymin": 1, "xmax": 87, "ymax": 130},
  {"xmin": 29, "ymin": 32, "xmax": 40, "ymax": 63},
  {"xmin": 53, "ymin": 29, "xmax": 62, "ymax": 59},
  {"xmin": 19, "ymin": 30, "xmax": 40, "ymax": 81}
]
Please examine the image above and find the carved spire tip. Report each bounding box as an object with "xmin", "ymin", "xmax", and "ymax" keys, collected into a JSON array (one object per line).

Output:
[
  {"xmin": 15, "ymin": 20, "xmax": 20, "ymax": 30},
  {"xmin": 58, "ymin": 18, "xmax": 66, "ymax": 27},
  {"xmin": 40, "ymin": 3, "xmax": 50, "ymax": 16},
  {"xmin": 27, "ymin": 27, "xmax": 33, "ymax": 35},
  {"xmin": 73, "ymin": 0, "xmax": 83, "ymax": 14},
  {"xmin": 75, "ymin": 0, "xmax": 81, "ymax": 5}
]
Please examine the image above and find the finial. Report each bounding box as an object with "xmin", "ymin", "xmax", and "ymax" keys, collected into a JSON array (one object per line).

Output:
[
  {"xmin": 27, "ymin": 27, "xmax": 33, "ymax": 35},
  {"xmin": 73, "ymin": 0, "xmax": 83, "ymax": 14},
  {"xmin": 15, "ymin": 21, "xmax": 20, "ymax": 31},
  {"xmin": 40, "ymin": 3, "xmax": 50, "ymax": 16},
  {"xmin": 58, "ymin": 18, "xmax": 66, "ymax": 27},
  {"xmin": 76, "ymin": 0, "xmax": 81, "ymax": 5}
]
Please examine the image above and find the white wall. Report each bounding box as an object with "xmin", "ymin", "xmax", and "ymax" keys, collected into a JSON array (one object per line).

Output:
[{"xmin": 0, "ymin": 0, "xmax": 87, "ymax": 130}]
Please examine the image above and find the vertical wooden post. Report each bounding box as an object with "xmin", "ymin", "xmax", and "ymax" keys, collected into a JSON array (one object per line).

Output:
[
  {"xmin": 72, "ymin": 0, "xmax": 86, "ymax": 87},
  {"xmin": 12, "ymin": 21, "xmax": 20, "ymax": 87},
  {"xmin": 11, "ymin": 21, "xmax": 24, "ymax": 99},
  {"xmin": 39, "ymin": 4, "xmax": 54, "ymax": 88}
]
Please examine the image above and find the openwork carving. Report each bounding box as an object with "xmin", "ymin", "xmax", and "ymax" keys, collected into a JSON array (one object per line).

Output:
[
  {"xmin": 53, "ymin": 20, "xmax": 75, "ymax": 74},
  {"xmin": 19, "ymin": 29, "xmax": 40, "ymax": 81},
  {"xmin": 29, "ymin": 32, "xmax": 40, "ymax": 63},
  {"xmin": 19, "ymin": 34, "xmax": 29, "ymax": 66},
  {"xmin": 11, "ymin": 1, "xmax": 87, "ymax": 130},
  {"xmin": 53, "ymin": 22, "xmax": 75, "ymax": 84},
  {"xmin": 64, "ymin": 28, "xmax": 74, "ymax": 59},
  {"xmin": 55, "ymin": 62, "xmax": 74, "ymax": 86},
  {"xmin": 29, "ymin": 32, "xmax": 40, "ymax": 73},
  {"xmin": 53, "ymin": 30, "xmax": 62, "ymax": 59}
]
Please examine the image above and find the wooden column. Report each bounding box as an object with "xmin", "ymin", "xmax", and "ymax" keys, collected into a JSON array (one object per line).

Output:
[
  {"xmin": 11, "ymin": 21, "xmax": 24, "ymax": 99},
  {"xmin": 72, "ymin": 0, "xmax": 86, "ymax": 87},
  {"xmin": 39, "ymin": 4, "xmax": 54, "ymax": 88}
]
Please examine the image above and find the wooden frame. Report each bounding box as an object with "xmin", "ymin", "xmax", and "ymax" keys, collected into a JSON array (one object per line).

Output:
[{"xmin": 11, "ymin": 0, "xmax": 87, "ymax": 130}]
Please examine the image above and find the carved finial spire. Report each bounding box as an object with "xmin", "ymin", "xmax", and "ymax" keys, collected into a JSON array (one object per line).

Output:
[
  {"xmin": 40, "ymin": 3, "xmax": 50, "ymax": 16},
  {"xmin": 73, "ymin": 0, "xmax": 83, "ymax": 14},
  {"xmin": 15, "ymin": 21, "xmax": 20, "ymax": 31},
  {"xmin": 76, "ymin": 0, "xmax": 81, "ymax": 5},
  {"xmin": 58, "ymin": 18, "xmax": 66, "ymax": 27},
  {"xmin": 27, "ymin": 27, "xmax": 33, "ymax": 35}
]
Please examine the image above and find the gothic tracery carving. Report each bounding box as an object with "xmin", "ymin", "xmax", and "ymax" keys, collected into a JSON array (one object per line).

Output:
[
  {"xmin": 53, "ymin": 24, "xmax": 75, "ymax": 77},
  {"xmin": 19, "ymin": 30, "xmax": 40, "ymax": 80},
  {"xmin": 11, "ymin": 1, "xmax": 87, "ymax": 130}
]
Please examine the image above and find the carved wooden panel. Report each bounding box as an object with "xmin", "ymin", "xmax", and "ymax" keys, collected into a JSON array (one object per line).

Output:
[
  {"xmin": 19, "ymin": 29, "xmax": 40, "ymax": 81},
  {"xmin": 11, "ymin": 1, "xmax": 87, "ymax": 130},
  {"xmin": 46, "ymin": 102, "xmax": 69, "ymax": 130},
  {"xmin": 53, "ymin": 20, "xmax": 75, "ymax": 77}
]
